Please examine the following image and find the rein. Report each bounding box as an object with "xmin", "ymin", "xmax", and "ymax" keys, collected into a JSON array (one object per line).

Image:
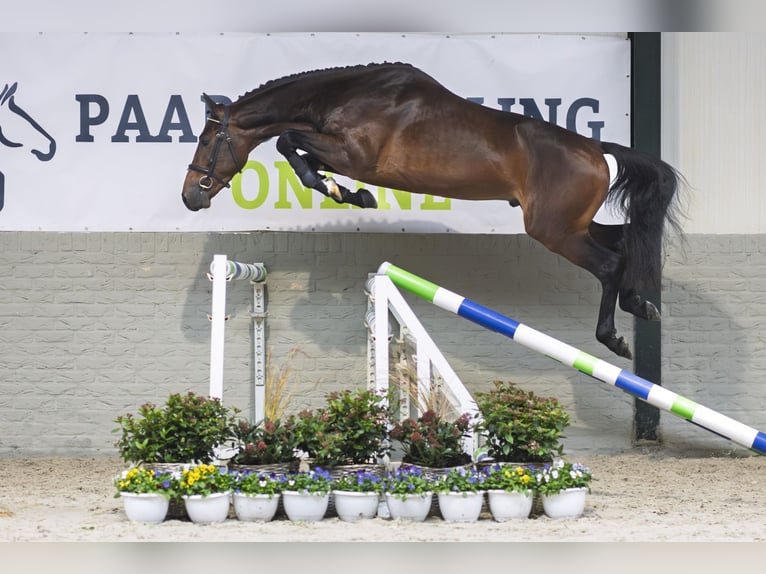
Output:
[{"xmin": 187, "ymin": 105, "xmax": 241, "ymax": 192}]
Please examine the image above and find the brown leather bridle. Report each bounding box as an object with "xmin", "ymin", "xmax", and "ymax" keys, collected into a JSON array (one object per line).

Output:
[{"xmin": 187, "ymin": 104, "xmax": 241, "ymax": 193}]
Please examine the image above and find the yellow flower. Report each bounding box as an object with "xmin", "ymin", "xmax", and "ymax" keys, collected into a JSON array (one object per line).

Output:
[
  {"xmin": 522, "ymin": 475, "xmax": 531, "ymax": 484},
  {"xmin": 516, "ymin": 467, "xmax": 524, "ymax": 475},
  {"xmin": 503, "ymin": 469, "xmax": 512, "ymax": 478}
]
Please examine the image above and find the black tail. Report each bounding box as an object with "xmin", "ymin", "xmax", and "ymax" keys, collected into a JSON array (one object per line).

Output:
[{"xmin": 600, "ymin": 140, "xmax": 682, "ymax": 290}]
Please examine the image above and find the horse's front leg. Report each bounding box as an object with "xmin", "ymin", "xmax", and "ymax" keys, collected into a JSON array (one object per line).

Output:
[{"xmin": 275, "ymin": 130, "xmax": 377, "ymax": 208}]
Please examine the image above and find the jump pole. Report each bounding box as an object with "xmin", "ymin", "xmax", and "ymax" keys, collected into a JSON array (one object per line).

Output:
[{"xmin": 377, "ymin": 261, "xmax": 766, "ymax": 455}]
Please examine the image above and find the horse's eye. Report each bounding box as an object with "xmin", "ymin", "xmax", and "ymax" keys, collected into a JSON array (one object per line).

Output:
[{"xmin": 200, "ymin": 138, "xmax": 210, "ymax": 146}]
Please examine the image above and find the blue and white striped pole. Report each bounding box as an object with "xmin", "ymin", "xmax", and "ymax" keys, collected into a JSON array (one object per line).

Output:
[{"xmin": 378, "ymin": 261, "xmax": 766, "ymax": 455}]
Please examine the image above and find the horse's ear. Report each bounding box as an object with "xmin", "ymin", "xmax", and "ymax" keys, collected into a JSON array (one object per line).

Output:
[
  {"xmin": 202, "ymin": 93, "xmax": 216, "ymax": 108},
  {"xmin": 201, "ymin": 93, "xmax": 222, "ymax": 120}
]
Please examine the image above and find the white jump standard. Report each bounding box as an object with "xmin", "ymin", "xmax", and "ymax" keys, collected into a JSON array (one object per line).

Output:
[
  {"xmin": 377, "ymin": 261, "xmax": 766, "ymax": 456},
  {"xmin": 207, "ymin": 255, "xmax": 267, "ymax": 421}
]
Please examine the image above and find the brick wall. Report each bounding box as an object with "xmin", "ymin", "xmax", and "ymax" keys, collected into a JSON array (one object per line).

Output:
[{"xmin": 1, "ymin": 231, "xmax": 763, "ymax": 457}]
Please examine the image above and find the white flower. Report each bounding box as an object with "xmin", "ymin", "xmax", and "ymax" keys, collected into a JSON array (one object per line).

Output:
[
  {"xmin": 551, "ymin": 470, "xmax": 559, "ymax": 480},
  {"xmin": 535, "ymin": 473, "xmax": 543, "ymax": 482},
  {"xmin": 570, "ymin": 470, "xmax": 577, "ymax": 479}
]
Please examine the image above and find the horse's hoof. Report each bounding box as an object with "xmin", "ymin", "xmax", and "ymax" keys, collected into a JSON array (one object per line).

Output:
[
  {"xmin": 357, "ymin": 188, "xmax": 378, "ymax": 209},
  {"xmin": 645, "ymin": 302, "xmax": 661, "ymax": 321},
  {"xmin": 610, "ymin": 337, "xmax": 633, "ymax": 360}
]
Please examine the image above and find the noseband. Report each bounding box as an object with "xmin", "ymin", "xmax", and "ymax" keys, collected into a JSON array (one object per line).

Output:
[{"xmin": 188, "ymin": 105, "xmax": 241, "ymax": 192}]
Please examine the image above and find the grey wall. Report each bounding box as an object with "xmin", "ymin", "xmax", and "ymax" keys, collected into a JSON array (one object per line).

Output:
[{"xmin": 2, "ymin": 230, "xmax": 762, "ymax": 458}]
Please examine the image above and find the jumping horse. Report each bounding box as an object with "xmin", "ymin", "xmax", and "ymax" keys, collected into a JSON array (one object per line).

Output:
[{"xmin": 182, "ymin": 62, "xmax": 681, "ymax": 359}]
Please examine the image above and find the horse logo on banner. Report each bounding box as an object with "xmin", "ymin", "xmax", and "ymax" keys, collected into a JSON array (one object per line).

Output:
[{"xmin": 0, "ymin": 82, "xmax": 57, "ymax": 211}]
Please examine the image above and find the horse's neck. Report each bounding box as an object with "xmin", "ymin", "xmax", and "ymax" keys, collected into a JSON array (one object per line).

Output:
[{"xmin": 233, "ymin": 79, "xmax": 316, "ymax": 129}]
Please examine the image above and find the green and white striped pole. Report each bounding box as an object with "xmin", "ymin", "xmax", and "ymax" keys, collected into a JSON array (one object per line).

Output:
[{"xmin": 378, "ymin": 261, "xmax": 766, "ymax": 455}]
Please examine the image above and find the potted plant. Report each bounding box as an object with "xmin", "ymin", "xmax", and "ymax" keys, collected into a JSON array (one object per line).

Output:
[
  {"xmin": 389, "ymin": 410, "xmax": 473, "ymax": 471},
  {"xmin": 483, "ymin": 463, "xmax": 536, "ymax": 521},
  {"xmin": 535, "ymin": 459, "xmax": 593, "ymax": 519},
  {"xmin": 113, "ymin": 392, "xmax": 240, "ymax": 467},
  {"xmin": 432, "ymin": 466, "xmax": 487, "ymax": 523},
  {"xmin": 288, "ymin": 388, "xmax": 392, "ymax": 470},
  {"xmin": 178, "ymin": 463, "xmax": 234, "ymax": 523},
  {"xmin": 282, "ymin": 468, "xmax": 333, "ymax": 522},
  {"xmin": 231, "ymin": 417, "xmax": 298, "ymax": 472},
  {"xmin": 113, "ymin": 467, "xmax": 177, "ymax": 524},
  {"xmin": 321, "ymin": 388, "xmax": 392, "ymax": 465},
  {"xmin": 383, "ymin": 465, "xmax": 435, "ymax": 522},
  {"xmin": 232, "ymin": 470, "xmax": 286, "ymax": 522},
  {"xmin": 331, "ymin": 469, "xmax": 384, "ymax": 522},
  {"xmin": 287, "ymin": 408, "xmax": 345, "ymax": 470},
  {"xmin": 473, "ymin": 381, "xmax": 570, "ymax": 464}
]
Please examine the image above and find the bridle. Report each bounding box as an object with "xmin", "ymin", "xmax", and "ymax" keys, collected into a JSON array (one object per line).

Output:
[{"xmin": 187, "ymin": 104, "xmax": 241, "ymax": 192}]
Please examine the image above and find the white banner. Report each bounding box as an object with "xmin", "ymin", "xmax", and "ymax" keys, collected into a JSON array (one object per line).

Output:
[{"xmin": 0, "ymin": 33, "xmax": 629, "ymax": 232}]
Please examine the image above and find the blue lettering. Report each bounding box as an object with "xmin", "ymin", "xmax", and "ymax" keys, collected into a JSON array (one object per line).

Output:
[
  {"xmin": 566, "ymin": 97, "xmax": 603, "ymax": 140},
  {"xmin": 75, "ymin": 94, "xmax": 109, "ymax": 143},
  {"xmin": 520, "ymin": 98, "xmax": 562, "ymax": 124},
  {"xmin": 112, "ymin": 95, "xmax": 159, "ymax": 143},
  {"xmin": 155, "ymin": 95, "xmax": 196, "ymax": 143},
  {"xmin": 496, "ymin": 98, "xmax": 515, "ymax": 113}
]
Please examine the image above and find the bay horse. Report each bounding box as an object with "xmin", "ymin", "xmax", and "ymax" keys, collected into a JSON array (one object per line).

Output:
[{"xmin": 181, "ymin": 62, "xmax": 681, "ymax": 359}]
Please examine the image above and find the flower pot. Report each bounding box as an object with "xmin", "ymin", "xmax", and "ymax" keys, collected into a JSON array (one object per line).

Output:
[
  {"xmin": 119, "ymin": 492, "xmax": 170, "ymax": 524},
  {"xmin": 146, "ymin": 462, "xmax": 189, "ymax": 520},
  {"xmin": 409, "ymin": 463, "xmax": 474, "ymax": 518},
  {"xmin": 182, "ymin": 491, "xmax": 231, "ymax": 524},
  {"xmin": 487, "ymin": 489, "xmax": 534, "ymax": 521},
  {"xmin": 437, "ymin": 491, "xmax": 484, "ymax": 523},
  {"xmin": 232, "ymin": 492, "xmax": 280, "ymax": 522},
  {"xmin": 282, "ymin": 490, "xmax": 330, "ymax": 522},
  {"xmin": 317, "ymin": 463, "xmax": 386, "ymax": 518},
  {"xmin": 333, "ymin": 490, "xmax": 380, "ymax": 522},
  {"xmin": 541, "ymin": 487, "xmax": 587, "ymax": 519},
  {"xmin": 385, "ymin": 492, "xmax": 433, "ymax": 522}
]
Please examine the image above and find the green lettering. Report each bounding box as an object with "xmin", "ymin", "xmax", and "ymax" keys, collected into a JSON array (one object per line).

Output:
[
  {"xmin": 375, "ymin": 187, "xmax": 412, "ymax": 210},
  {"xmin": 421, "ymin": 195, "xmax": 451, "ymax": 210},
  {"xmin": 319, "ymin": 195, "xmax": 350, "ymax": 209},
  {"xmin": 275, "ymin": 161, "xmax": 313, "ymax": 209},
  {"xmin": 231, "ymin": 160, "xmax": 269, "ymax": 209}
]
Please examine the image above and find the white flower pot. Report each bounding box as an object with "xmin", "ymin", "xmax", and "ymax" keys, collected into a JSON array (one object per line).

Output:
[
  {"xmin": 385, "ymin": 492, "xmax": 433, "ymax": 522},
  {"xmin": 437, "ymin": 491, "xmax": 484, "ymax": 523},
  {"xmin": 333, "ymin": 491, "xmax": 380, "ymax": 522},
  {"xmin": 487, "ymin": 489, "xmax": 534, "ymax": 521},
  {"xmin": 232, "ymin": 492, "xmax": 280, "ymax": 522},
  {"xmin": 282, "ymin": 490, "xmax": 329, "ymax": 522},
  {"xmin": 119, "ymin": 492, "xmax": 169, "ymax": 524},
  {"xmin": 182, "ymin": 491, "xmax": 231, "ymax": 524},
  {"xmin": 541, "ymin": 487, "xmax": 587, "ymax": 519}
]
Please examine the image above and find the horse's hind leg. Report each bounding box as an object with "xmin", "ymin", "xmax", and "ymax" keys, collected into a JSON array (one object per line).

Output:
[
  {"xmin": 531, "ymin": 224, "xmax": 632, "ymax": 359},
  {"xmin": 589, "ymin": 222, "xmax": 661, "ymax": 321},
  {"xmin": 275, "ymin": 130, "xmax": 377, "ymax": 208}
]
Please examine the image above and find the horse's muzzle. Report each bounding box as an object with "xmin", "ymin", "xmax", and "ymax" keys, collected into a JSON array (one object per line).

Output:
[{"xmin": 181, "ymin": 186, "xmax": 210, "ymax": 211}]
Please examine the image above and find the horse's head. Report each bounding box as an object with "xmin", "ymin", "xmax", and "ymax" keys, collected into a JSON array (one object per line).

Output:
[
  {"xmin": 0, "ymin": 82, "xmax": 56, "ymax": 162},
  {"xmin": 182, "ymin": 94, "xmax": 249, "ymax": 211}
]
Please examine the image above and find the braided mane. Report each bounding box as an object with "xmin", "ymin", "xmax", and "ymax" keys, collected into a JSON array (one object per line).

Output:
[{"xmin": 236, "ymin": 62, "xmax": 414, "ymax": 102}]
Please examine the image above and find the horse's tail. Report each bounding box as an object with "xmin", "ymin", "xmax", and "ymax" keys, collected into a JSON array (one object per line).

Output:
[{"xmin": 600, "ymin": 140, "xmax": 682, "ymax": 290}]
